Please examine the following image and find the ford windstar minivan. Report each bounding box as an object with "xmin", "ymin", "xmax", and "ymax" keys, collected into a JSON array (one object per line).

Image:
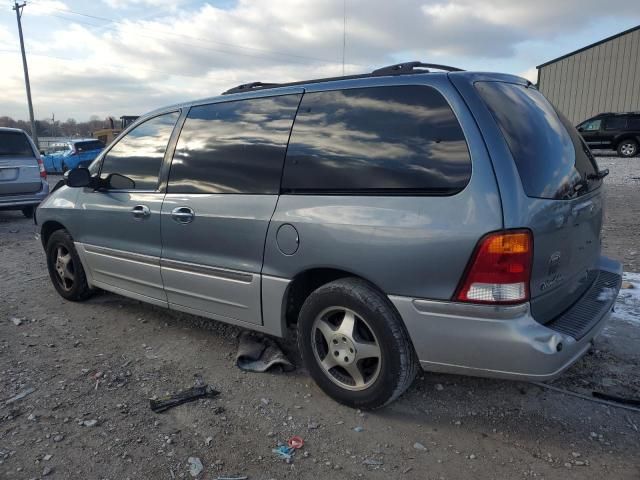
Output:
[{"xmin": 35, "ymin": 62, "xmax": 621, "ymax": 408}]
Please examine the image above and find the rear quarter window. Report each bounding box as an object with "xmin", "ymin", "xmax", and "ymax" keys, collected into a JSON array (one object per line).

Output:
[
  {"xmin": 0, "ymin": 131, "xmax": 34, "ymax": 157},
  {"xmin": 281, "ymin": 85, "xmax": 471, "ymax": 195},
  {"xmin": 475, "ymin": 81, "xmax": 600, "ymax": 200}
]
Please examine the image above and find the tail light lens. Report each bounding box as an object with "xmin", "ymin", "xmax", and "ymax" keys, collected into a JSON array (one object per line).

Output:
[
  {"xmin": 36, "ymin": 156, "xmax": 47, "ymax": 179},
  {"xmin": 455, "ymin": 230, "xmax": 532, "ymax": 304}
]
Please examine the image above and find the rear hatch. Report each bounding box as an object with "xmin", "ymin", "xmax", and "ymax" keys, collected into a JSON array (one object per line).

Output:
[
  {"xmin": 475, "ymin": 81, "xmax": 604, "ymax": 323},
  {"xmin": 0, "ymin": 131, "xmax": 41, "ymax": 195}
]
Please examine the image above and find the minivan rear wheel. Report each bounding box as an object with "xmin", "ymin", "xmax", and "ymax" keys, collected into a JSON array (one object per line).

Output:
[
  {"xmin": 297, "ymin": 277, "xmax": 418, "ymax": 409},
  {"xmin": 617, "ymin": 139, "xmax": 638, "ymax": 157},
  {"xmin": 46, "ymin": 230, "xmax": 92, "ymax": 301}
]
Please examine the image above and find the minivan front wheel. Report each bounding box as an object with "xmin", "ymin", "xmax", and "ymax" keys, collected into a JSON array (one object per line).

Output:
[
  {"xmin": 46, "ymin": 230, "xmax": 92, "ymax": 301},
  {"xmin": 617, "ymin": 139, "xmax": 638, "ymax": 157},
  {"xmin": 298, "ymin": 278, "xmax": 418, "ymax": 409}
]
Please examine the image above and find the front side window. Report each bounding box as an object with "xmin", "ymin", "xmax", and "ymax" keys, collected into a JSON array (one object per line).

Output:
[
  {"xmin": 604, "ymin": 117, "xmax": 627, "ymax": 130},
  {"xmin": 168, "ymin": 94, "xmax": 301, "ymax": 194},
  {"xmin": 281, "ymin": 85, "xmax": 471, "ymax": 194},
  {"xmin": 580, "ymin": 119, "xmax": 602, "ymax": 131},
  {"xmin": 100, "ymin": 112, "xmax": 179, "ymax": 190}
]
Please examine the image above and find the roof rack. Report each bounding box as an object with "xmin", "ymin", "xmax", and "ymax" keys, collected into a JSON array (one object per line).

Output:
[
  {"xmin": 222, "ymin": 82, "xmax": 281, "ymax": 95},
  {"xmin": 221, "ymin": 60, "xmax": 464, "ymax": 95},
  {"xmin": 371, "ymin": 61, "xmax": 464, "ymax": 75}
]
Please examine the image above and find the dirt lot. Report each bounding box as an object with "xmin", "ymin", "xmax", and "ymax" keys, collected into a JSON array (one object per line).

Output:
[{"xmin": 1, "ymin": 156, "xmax": 639, "ymax": 480}]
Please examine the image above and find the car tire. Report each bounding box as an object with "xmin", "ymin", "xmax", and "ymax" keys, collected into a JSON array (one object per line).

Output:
[
  {"xmin": 297, "ymin": 277, "xmax": 418, "ymax": 409},
  {"xmin": 617, "ymin": 139, "xmax": 638, "ymax": 157},
  {"xmin": 46, "ymin": 230, "xmax": 92, "ymax": 301},
  {"xmin": 21, "ymin": 206, "xmax": 34, "ymax": 218}
]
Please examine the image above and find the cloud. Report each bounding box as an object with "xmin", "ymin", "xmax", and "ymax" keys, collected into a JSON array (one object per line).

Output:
[{"xmin": 2, "ymin": 0, "xmax": 640, "ymax": 120}]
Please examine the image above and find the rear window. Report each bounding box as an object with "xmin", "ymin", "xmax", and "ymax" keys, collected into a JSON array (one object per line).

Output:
[
  {"xmin": 476, "ymin": 81, "xmax": 601, "ymax": 200},
  {"xmin": 0, "ymin": 131, "xmax": 34, "ymax": 157},
  {"xmin": 75, "ymin": 140, "xmax": 104, "ymax": 152},
  {"xmin": 281, "ymin": 85, "xmax": 471, "ymax": 195},
  {"xmin": 628, "ymin": 117, "xmax": 640, "ymax": 129}
]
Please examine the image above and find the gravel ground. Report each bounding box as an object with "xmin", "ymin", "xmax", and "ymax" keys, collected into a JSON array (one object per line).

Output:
[{"xmin": 1, "ymin": 159, "xmax": 639, "ymax": 480}]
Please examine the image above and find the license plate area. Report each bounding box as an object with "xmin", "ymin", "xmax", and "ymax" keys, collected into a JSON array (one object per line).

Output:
[{"xmin": 0, "ymin": 167, "xmax": 19, "ymax": 181}]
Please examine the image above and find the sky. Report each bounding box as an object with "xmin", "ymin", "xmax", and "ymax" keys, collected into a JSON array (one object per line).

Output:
[{"xmin": 1, "ymin": 0, "xmax": 640, "ymax": 122}]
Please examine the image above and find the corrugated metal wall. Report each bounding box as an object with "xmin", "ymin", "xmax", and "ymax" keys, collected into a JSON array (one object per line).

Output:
[{"xmin": 538, "ymin": 28, "xmax": 640, "ymax": 124}]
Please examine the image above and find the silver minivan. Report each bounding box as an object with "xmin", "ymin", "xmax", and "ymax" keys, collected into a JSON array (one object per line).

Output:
[
  {"xmin": 36, "ymin": 63, "xmax": 622, "ymax": 408},
  {"xmin": 0, "ymin": 127, "xmax": 49, "ymax": 217}
]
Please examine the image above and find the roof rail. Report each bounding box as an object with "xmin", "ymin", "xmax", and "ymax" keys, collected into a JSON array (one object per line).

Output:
[
  {"xmin": 222, "ymin": 81, "xmax": 281, "ymax": 95},
  {"xmin": 371, "ymin": 61, "xmax": 464, "ymax": 75},
  {"xmin": 220, "ymin": 61, "xmax": 464, "ymax": 95}
]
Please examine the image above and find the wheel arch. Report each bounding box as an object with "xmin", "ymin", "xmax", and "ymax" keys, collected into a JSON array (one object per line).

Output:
[
  {"xmin": 614, "ymin": 134, "xmax": 639, "ymax": 147},
  {"xmin": 282, "ymin": 267, "xmax": 402, "ymax": 332},
  {"xmin": 40, "ymin": 220, "xmax": 67, "ymax": 249}
]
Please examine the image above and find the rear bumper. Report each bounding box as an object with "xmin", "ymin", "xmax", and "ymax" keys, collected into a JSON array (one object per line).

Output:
[
  {"xmin": 391, "ymin": 256, "xmax": 622, "ymax": 381},
  {"xmin": 0, "ymin": 180, "xmax": 50, "ymax": 209}
]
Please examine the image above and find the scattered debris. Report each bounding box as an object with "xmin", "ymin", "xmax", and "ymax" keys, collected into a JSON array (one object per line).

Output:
[
  {"xmin": 353, "ymin": 426, "xmax": 364, "ymax": 432},
  {"xmin": 362, "ymin": 458, "xmax": 384, "ymax": 467},
  {"xmin": 413, "ymin": 442, "xmax": 427, "ymax": 451},
  {"xmin": 10, "ymin": 317, "xmax": 23, "ymax": 326},
  {"xmin": 205, "ymin": 436, "xmax": 213, "ymax": 446},
  {"xmin": 288, "ymin": 435, "xmax": 304, "ymax": 449},
  {"xmin": 43, "ymin": 454, "xmax": 53, "ymax": 461},
  {"xmin": 592, "ymin": 390, "xmax": 640, "ymax": 407},
  {"xmin": 150, "ymin": 385, "xmax": 219, "ymax": 413},
  {"xmin": 5, "ymin": 387, "xmax": 35, "ymax": 405},
  {"xmin": 82, "ymin": 419, "xmax": 98, "ymax": 427},
  {"xmin": 272, "ymin": 445, "xmax": 295, "ymax": 461},
  {"xmin": 469, "ymin": 454, "xmax": 477, "ymax": 460},
  {"xmin": 53, "ymin": 434, "xmax": 64, "ymax": 442},
  {"xmin": 216, "ymin": 476, "xmax": 248, "ymax": 480},
  {"xmin": 621, "ymin": 281, "xmax": 634, "ymax": 289},
  {"xmin": 236, "ymin": 331, "xmax": 294, "ymax": 372},
  {"xmin": 260, "ymin": 398, "xmax": 270, "ymax": 406},
  {"xmin": 188, "ymin": 457, "xmax": 204, "ymax": 477},
  {"xmin": 435, "ymin": 383, "xmax": 444, "ymax": 391},
  {"xmin": 42, "ymin": 466, "xmax": 54, "ymax": 477}
]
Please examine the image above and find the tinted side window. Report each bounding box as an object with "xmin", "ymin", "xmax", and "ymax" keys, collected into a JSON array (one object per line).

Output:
[
  {"xmin": 627, "ymin": 117, "xmax": 640, "ymax": 129},
  {"xmin": 281, "ymin": 86, "xmax": 471, "ymax": 194},
  {"xmin": 604, "ymin": 117, "xmax": 627, "ymax": 130},
  {"xmin": 476, "ymin": 81, "xmax": 599, "ymax": 200},
  {"xmin": 100, "ymin": 112, "xmax": 179, "ymax": 190},
  {"xmin": 168, "ymin": 95, "xmax": 301, "ymax": 194}
]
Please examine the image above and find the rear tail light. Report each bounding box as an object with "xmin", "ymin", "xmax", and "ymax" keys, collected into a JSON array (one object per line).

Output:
[
  {"xmin": 455, "ymin": 230, "xmax": 532, "ymax": 304},
  {"xmin": 36, "ymin": 156, "xmax": 47, "ymax": 179}
]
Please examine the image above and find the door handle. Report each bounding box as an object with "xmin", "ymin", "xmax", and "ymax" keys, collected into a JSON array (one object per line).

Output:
[
  {"xmin": 171, "ymin": 206, "xmax": 195, "ymax": 224},
  {"xmin": 131, "ymin": 204, "xmax": 151, "ymax": 219}
]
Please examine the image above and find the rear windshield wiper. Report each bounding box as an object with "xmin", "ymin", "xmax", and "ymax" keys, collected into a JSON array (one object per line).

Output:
[{"xmin": 587, "ymin": 169, "xmax": 609, "ymax": 180}]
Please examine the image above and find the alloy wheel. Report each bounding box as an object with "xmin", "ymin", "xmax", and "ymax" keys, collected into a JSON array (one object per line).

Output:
[
  {"xmin": 621, "ymin": 142, "xmax": 637, "ymax": 156},
  {"xmin": 311, "ymin": 307, "xmax": 382, "ymax": 391},
  {"xmin": 53, "ymin": 245, "xmax": 75, "ymax": 291}
]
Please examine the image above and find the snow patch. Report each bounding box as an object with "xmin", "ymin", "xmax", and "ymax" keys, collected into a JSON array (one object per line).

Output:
[{"xmin": 610, "ymin": 272, "xmax": 640, "ymax": 327}]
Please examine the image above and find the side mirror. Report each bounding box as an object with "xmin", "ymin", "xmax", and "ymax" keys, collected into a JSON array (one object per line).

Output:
[
  {"xmin": 106, "ymin": 173, "xmax": 135, "ymax": 190},
  {"xmin": 66, "ymin": 167, "xmax": 92, "ymax": 188},
  {"xmin": 577, "ymin": 127, "xmax": 584, "ymax": 132},
  {"xmin": 40, "ymin": 150, "xmax": 46, "ymax": 155}
]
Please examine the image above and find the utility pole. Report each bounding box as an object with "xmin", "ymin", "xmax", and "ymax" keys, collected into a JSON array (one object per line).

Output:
[{"xmin": 13, "ymin": 1, "xmax": 39, "ymax": 148}]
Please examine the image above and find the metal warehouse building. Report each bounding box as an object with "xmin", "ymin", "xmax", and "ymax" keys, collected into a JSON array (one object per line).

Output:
[{"xmin": 537, "ymin": 25, "xmax": 640, "ymax": 124}]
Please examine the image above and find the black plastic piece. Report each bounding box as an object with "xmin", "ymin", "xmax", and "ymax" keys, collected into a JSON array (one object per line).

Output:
[
  {"xmin": 222, "ymin": 82, "xmax": 281, "ymax": 95},
  {"xmin": 371, "ymin": 61, "xmax": 464, "ymax": 75},
  {"xmin": 221, "ymin": 61, "xmax": 464, "ymax": 96}
]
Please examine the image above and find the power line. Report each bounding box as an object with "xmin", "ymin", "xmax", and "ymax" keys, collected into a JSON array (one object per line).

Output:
[{"xmin": 29, "ymin": 0, "xmax": 349, "ymax": 66}]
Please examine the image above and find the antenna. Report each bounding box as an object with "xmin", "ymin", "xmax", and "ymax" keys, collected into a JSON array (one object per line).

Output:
[{"xmin": 342, "ymin": 0, "xmax": 346, "ymax": 76}]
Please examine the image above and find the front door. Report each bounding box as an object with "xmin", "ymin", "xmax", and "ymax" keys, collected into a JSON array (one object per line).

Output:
[
  {"xmin": 74, "ymin": 111, "xmax": 180, "ymax": 305},
  {"xmin": 160, "ymin": 93, "xmax": 302, "ymax": 325},
  {"xmin": 578, "ymin": 118, "xmax": 602, "ymax": 148}
]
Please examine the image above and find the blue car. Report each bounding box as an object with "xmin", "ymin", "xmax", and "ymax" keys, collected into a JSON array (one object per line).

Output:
[{"xmin": 42, "ymin": 139, "xmax": 105, "ymax": 173}]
